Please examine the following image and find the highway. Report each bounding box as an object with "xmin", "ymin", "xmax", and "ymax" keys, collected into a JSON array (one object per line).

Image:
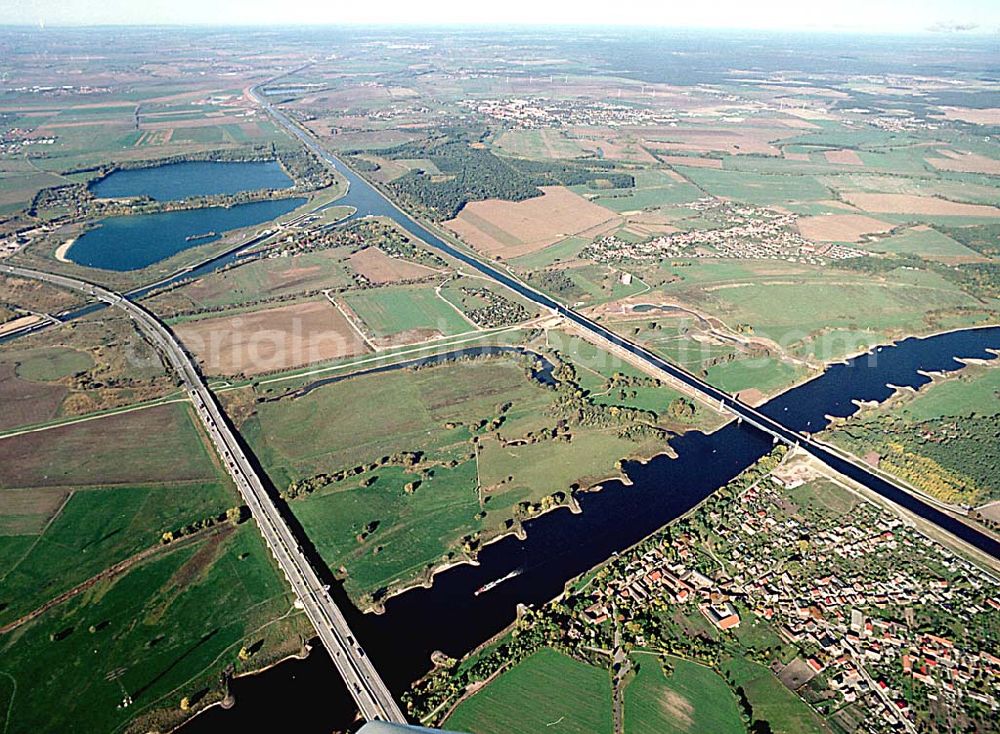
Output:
[
  {"xmin": 0, "ymin": 263, "xmax": 408, "ymax": 725},
  {"xmin": 252, "ymin": 85, "xmax": 1000, "ymax": 562}
]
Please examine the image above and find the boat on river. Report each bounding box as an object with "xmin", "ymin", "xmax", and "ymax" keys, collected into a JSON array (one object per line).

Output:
[
  {"xmin": 475, "ymin": 569, "xmax": 521, "ymax": 596},
  {"xmin": 185, "ymin": 231, "xmax": 217, "ymax": 242}
]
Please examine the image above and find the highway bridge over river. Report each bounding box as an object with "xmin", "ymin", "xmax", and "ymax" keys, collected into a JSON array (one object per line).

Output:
[
  {"xmin": 253, "ymin": 83, "xmax": 1000, "ymax": 564},
  {"xmin": 4, "ymin": 83, "xmax": 995, "ymax": 730},
  {"xmin": 0, "ymin": 263, "xmax": 408, "ymax": 725}
]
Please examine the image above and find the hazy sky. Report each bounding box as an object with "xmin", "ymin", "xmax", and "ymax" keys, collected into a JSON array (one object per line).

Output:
[{"xmin": 4, "ymin": 0, "xmax": 999, "ymax": 33}]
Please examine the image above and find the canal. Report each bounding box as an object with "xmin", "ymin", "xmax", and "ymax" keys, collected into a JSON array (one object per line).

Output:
[
  {"xmin": 11, "ymin": 111, "xmax": 997, "ymax": 731},
  {"xmin": 180, "ymin": 136, "xmax": 1000, "ymax": 728}
]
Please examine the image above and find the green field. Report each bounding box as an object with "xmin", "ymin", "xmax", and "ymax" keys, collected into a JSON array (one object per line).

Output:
[
  {"xmin": 786, "ymin": 477, "xmax": 861, "ymax": 516},
  {"xmin": 244, "ymin": 358, "xmax": 553, "ymax": 599},
  {"xmin": 447, "ymin": 647, "xmax": 613, "ymax": 734},
  {"xmin": 495, "ymin": 129, "xmax": 590, "ymax": 160},
  {"xmin": 672, "ymin": 167, "xmax": 832, "ymax": 206},
  {"xmin": 0, "ymin": 403, "xmax": 219, "ymax": 489},
  {"xmin": 722, "ymin": 656, "xmax": 831, "ymax": 734},
  {"xmin": 785, "ymin": 122, "xmax": 918, "ymax": 151},
  {"xmin": 577, "ymin": 174, "xmax": 703, "ymax": 213},
  {"xmin": 344, "ymin": 285, "xmax": 473, "ymax": 337},
  {"xmin": 895, "ymin": 365, "xmax": 1000, "ymax": 421},
  {"xmin": 694, "ymin": 268, "xmax": 988, "ymax": 355},
  {"xmin": 11, "ymin": 346, "xmax": 94, "ymax": 382},
  {"xmin": 824, "ymin": 172, "xmax": 1000, "ymax": 206},
  {"xmin": 623, "ymin": 655, "xmax": 745, "ymax": 734},
  {"xmin": 644, "ymin": 256, "xmax": 996, "ymax": 364},
  {"xmin": 510, "ymin": 236, "xmax": 590, "ymax": 270},
  {"xmin": 866, "ymin": 227, "xmax": 980, "ymax": 259},
  {"xmin": 0, "ymin": 480, "xmax": 234, "ymax": 626},
  {"xmin": 247, "ymin": 359, "xmax": 546, "ymax": 482},
  {"xmin": 0, "ymin": 523, "xmax": 303, "ymax": 734},
  {"xmin": 478, "ymin": 429, "xmax": 659, "ymax": 500},
  {"xmin": 705, "ymin": 357, "xmax": 806, "ymax": 395},
  {"xmin": 292, "ymin": 461, "xmax": 481, "ymax": 598}
]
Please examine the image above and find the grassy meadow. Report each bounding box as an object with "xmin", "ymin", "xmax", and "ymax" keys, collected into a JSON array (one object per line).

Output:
[
  {"xmin": 722, "ymin": 657, "xmax": 831, "ymax": 734},
  {"xmin": 344, "ymin": 285, "xmax": 473, "ymax": 337},
  {"xmin": 446, "ymin": 647, "xmax": 613, "ymax": 734},
  {"xmin": 623, "ymin": 655, "xmax": 745, "ymax": 734},
  {"xmin": 0, "ymin": 523, "xmax": 305, "ymax": 734}
]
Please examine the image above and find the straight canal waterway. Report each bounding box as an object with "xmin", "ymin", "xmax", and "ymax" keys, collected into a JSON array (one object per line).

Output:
[{"xmin": 18, "ymin": 137, "xmax": 998, "ymax": 730}]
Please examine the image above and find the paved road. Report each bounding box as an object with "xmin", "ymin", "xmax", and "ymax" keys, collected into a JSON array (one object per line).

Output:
[
  {"xmin": 252, "ymin": 86, "xmax": 1000, "ymax": 562},
  {"xmin": 0, "ymin": 263, "xmax": 407, "ymax": 725}
]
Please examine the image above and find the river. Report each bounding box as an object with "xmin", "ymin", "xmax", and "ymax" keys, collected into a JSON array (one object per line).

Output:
[
  {"xmin": 182, "ymin": 323, "xmax": 1000, "ymax": 733},
  {"xmin": 11, "ymin": 109, "xmax": 998, "ymax": 731}
]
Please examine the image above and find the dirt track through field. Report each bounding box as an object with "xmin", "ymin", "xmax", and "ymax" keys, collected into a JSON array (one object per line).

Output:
[{"xmin": 0, "ymin": 524, "xmax": 231, "ymax": 635}]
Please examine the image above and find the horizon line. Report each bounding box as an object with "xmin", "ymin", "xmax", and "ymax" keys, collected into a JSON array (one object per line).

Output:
[{"xmin": 0, "ymin": 21, "xmax": 997, "ymax": 37}]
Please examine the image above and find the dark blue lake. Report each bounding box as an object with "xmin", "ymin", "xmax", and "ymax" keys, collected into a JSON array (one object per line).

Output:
[
  {"xmin": 66, "ymin": 197, "xmax": 306, "ymax": 271},
  {"xmin": 89, "ymin": 160, "xmax": 293, "ymax": 201}
]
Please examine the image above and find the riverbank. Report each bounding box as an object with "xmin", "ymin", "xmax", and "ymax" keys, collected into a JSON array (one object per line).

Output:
[
  {"xmin": 165, "ymin": 641, "xmax": 313, "ymax": 734},
  {"xmin": 171, "ymin": 87, "xmax": 1000, "ymax": 733},
  {"xmin": 359, "ymin": 443, "xmax": 672, "ymax": 614},
  {"xmin": 730, "ymin": 321, "xmax": 1000, "ymax": 431}
]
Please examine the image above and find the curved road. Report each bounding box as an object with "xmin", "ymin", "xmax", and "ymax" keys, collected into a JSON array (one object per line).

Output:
[
  {"xmin": 0, "ymin": 263, "xmax": 407, "ymax": 725},
  {"xmin": 252, "ymin": 86, "xmax": 1000, "ymax": 562}
]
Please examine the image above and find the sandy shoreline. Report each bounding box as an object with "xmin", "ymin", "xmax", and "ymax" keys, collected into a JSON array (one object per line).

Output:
[{"xmin": 54, "ymin": 238, "xmax": 75, "ymax": 263}]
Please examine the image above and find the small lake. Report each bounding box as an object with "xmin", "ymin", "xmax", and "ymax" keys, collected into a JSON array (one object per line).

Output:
[
  {"xmin": 66, "ymin": 197, "xmax": 306, "ymax": 271},
  {"xmin": 89, "ymin": 160, "xmax": 293, "ymax": 201}
]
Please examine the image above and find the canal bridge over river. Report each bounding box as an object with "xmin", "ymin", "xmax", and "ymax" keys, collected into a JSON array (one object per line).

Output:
[{"xmin": 253, "ymin": 82, "xmax": 1000, "ymax": 564}]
